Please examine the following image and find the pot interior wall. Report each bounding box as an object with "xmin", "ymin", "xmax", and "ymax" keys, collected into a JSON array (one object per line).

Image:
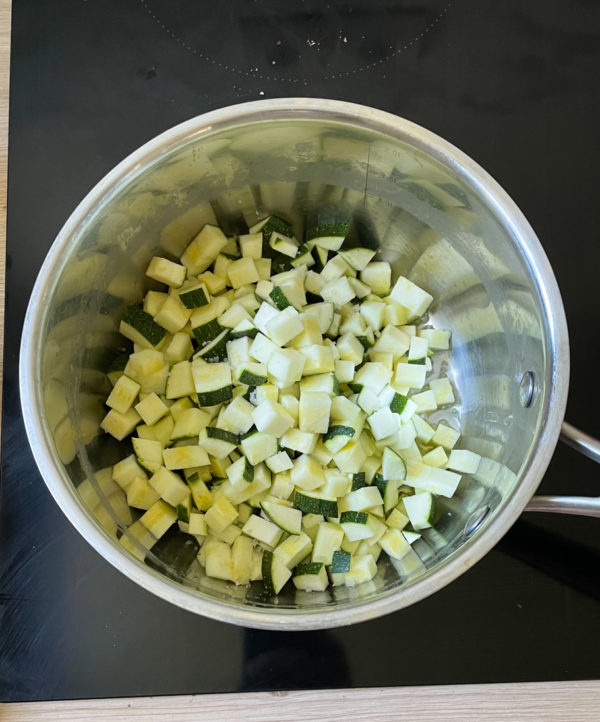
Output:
[{"xmin": 38, "ymin": 116, "xmax": 548, "ymax": 611}]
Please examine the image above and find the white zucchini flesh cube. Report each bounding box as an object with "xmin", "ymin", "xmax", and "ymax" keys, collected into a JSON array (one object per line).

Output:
[
  {"xmin": 299, "ymin": 391, "xmax": 331, "ymax": 434},
  {"xmin": 349, "ymin": 277, "xmax": 370, "ymax": 299},
  {"xmin": 379, "ymin": 528, "xmax": 412, "ymax": 560},
  {"xmin": 274, "ymin": 532, "xmax": 313, "ymax": 568},
  {"xmin": 357, "ymin": 387, "xmax": 380, "ymax": 415},
  {"xmin": 163, "ymin": 445, "xmax": 210, "ymax": 470},
  {"xmin": 146, "ymin": 256, "xmax": 186, "ymax": 288},
  {"xmin": 372, "ymin": 325, "xmax": 411, "ymax": 357},
  {"xmin": 343, "ymin": 486, "xmax": 384, "ymax": 512},
  {"xmin": 333, "ymin": 441, "xmax": 367, "ymax": 473},
  {"xmin": 218, "ymin": 396, "xmax": 255, "ymax": 434},
  {"xmin": 429, "ymin": 377, "xmax": 456, "ymax": 406},
  {"xmin": 255, "ymin": 279, "xmax": 274, "ymax": 300},
  {"xmin": 148, "ymin": 467, "xmax": 190, "ymax": 507},
  {"xmin": 334, "ymin": 359, "xmax": 355, "ymax": 383},
  {"xmin": 249, "ymin": 333, "xmax": 278, "ymax": 364},
  {"xmin": 412, "ymin": 414, "xmax": 435, "ymax": 443},
  {"xmin": 411, "ymin": 390, "xmax": 438, "ymax": 412},
  {"xmin": 270, "ymin": 471, "xmax": 295, "ymax": 500},
  {"xmin": 126, "ymin": 477, "xmax": 159, "ymax": 510},
  {"xmin": 101, "ymin": 407, "xmax": 141, "ymax": 441},
  {"xmin": 422, "ymin": 446, "xmax": 449, "ymax": 468},
  {"xmin": 302, "ymin": 302, "xmax": 335, "ymax": 334},
  {"xmin": 359, "ymin": 301, "xmax": 385, "ymax": 331},
  {"xmin": 288, "ymin": 315, "xmax": 323, "ymax": 349},
  {"xmin": 204, "ymin": 540, "xmax": 233, "ymax": 581},
  {"xmin": 170, "ymin": 407, "xmax": 210, "ymax": 440},
  {"xmin": 320, "ymin": 468, "xmax": 352, "ymax": 498},
  {"xmin": 267, "ymin": 348, "xmax": 305, "ymax": 388},
  {"xmin": 392, "ymin": 362, "xmax": 427, "ymax": 391},
  {"xmin": 154, "ymin": 295, "xmax": 191, "ymax": 334},
  {"xmin": 279, "ymin": 394, "xmax": 299, "ymax": 421},
  {"xmin": 280, "ymin": 428, "xmax": 318, "ymax": 454},
  {"xmin": 290, "ymin": 453, "xmax": 326, "ymax": 491},
  {"xmin": 405, "ymin": 461, "xmax": 461, "ymax": 497},
  {"xmin": 241, "ymin": 432, "xmax": 278, "ymax": 465},
  {"xmin": 204, "ymin": 495, "xmax": 239, "ymax": 534},
  {"xmin": 304, "ymin": 270, "xmax": 325, "ymax": 295},
  {"xmin": 254, "ymin": 302, "xmax": 280, "ymax": 334},
  {"xmin": 231, "ymin": 535, "xmax": 254, "ymax": 585},
  {"xmin": 330, "ymin": 395, "xmax": 362, "ymax": 423},
  {"xmin": 312, "ymin": 522, "xmax": 344, "ymax": 564},
  {"xmin": 265, "ymin": 451, "xmax": 294, "ymax": 473},
  {"xmin": 367, "ymin": 407, "xmax": 400, "ymax": 440},
  {"xmin": 192, "ymin": 361, "xmax": 232, "ymax": 393},
  {"xmin": 165, "ymin": 333, "xmax": 194, "ymax": 363},
  {"xmin": 336, "ymin": 333, "xmax": 364, "ymax": 364},
  {"xmin": 354, "ymin": 362, "xmax": 392, "ymax": 394},
  {"xmin": 299, "ymin": 344, "xmax": 335, "ymax": 376},
  {"xmin": 320, "ymin": 276, "xmax": 355, "ymax": 307},
  {"xmin": 134, "ymin": 393, "xmax": 169, "ymax": 426},
  {"xmin": 265, "ymin": 306, "xmax": 304, "ymax": 346},
  {"xmin": 227, "ymin": 257, "xmax": 259, "ymax": 288},
  {"xmin": 390, "ymin": 276, "xmax": 434, "ymax": 319},
  {"xmin": 292, "ymin": 563, "xmax": 329, "ymax": 592},
  {"xmin": 239, "ymin": 232, "xmax": 263, "ymax": 259},
  {"xmin": 339, "ymin": 247, "xmax": 376, "ymax": 271},
  {"xmin": 432, "ymin": 423, "xmax": 461, "ymax": 449},
  {"xmin": 112, "ymin": 454, "xmax": 147, "ymax": 490},
  {"xmin": 181, "ymin": 225, "xmax": 228, "ymax": 275},
  {"xmin": 270, "ymin": 231, "xmax": 299, "ymax": 257},
  {"xmin": 383, "ymin": 302, "xmax": 410, "ymax": 327},
  {"xmin": 382, "ymin": 447, "xmax": 407, "ymax": 481},
  {"xmin": 139, "ymin": 500, "xmax": 177, "ymax": 540},
  {"xmin": 408, "ymin": 335, "xmax": 428, "ymax": 361},
  {"xmin": 119, "ymin": 520, "xmax": 157, "ymax": 561},
  {"xmin": 386, "ymin": 508, "xmax": 410, "ymax": 530},
  {"xmin": 252, "ymin": 399, "xmax": 295, "ymax": 437},
  {"xmin": 226, "ymin": 335, "xmax": 251, "ymax": 368},
  {"xmin": 419, "ymin": 328, "xmax": 451, "ymax": 350},
  {"xmin": 166, "ymin": 361, "xmax": 195, "ymax": 400},
  {"xmin": 403, "ymin": 491, "xmax": 435, "ymax": 530},
  {"xmin": 447, "ymin": 449, "xmax": 481, "ymax": 474},
  {"xmin": 360, "ymin": 262, "xmax": 391, "ymax": 296},
  {"xmin": 320, "ymin": 254, "xmax": 351, "ymax": 282},
  {"xmin": 242, "ymin": 515, "xmax": 283, "ymax": 547},
  {"xmin": 106, "ymin": 375, "xmax": 140, "ymax": 414}
]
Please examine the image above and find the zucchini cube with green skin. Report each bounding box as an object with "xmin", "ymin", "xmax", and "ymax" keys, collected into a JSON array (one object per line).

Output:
[
  {"xmin": 235, "ymin": 362, "xmax": 268, "ymax": 386},
  {"xmin": 165, "ymin": 333, "xmax": 194, "ymax": 364},
  {"xmin": 269, "ymin": 231, "xmax": 299, "ymax": 258},
  {"xmin": 294, "ymin": 491, "xmax": 338, "ymax": 517},
  {"xmin": 262, "ymin": 550, "xmax": 292, "ymax": 595},
  {"xmin": 242, "ymin": 514, "xmax": 283, "ymax": 547},
  {"xmin": 163, "ymin": 445, "xmax": 210, "ymax": 470},
  {"xmin": 177, "ymin": 282, "xmax": 210, "ymax": 310},
  {"xmin": 204, "ymin": 540, "xmax": 233, "ymax": 581},
  {"xmin": 106, "ymin": 375, "xmax": 140, "ymax": 414},
  {"xmin": 199, "ymin": 427, "xmax": 239, "ymax": 459},
  {"xmin": 204, "ymin": 495, "xmax": 239, "ymax": 534},
  {"xmin": 226, "ymin": 456, "xmax": 255, "ymax": 487},
  {"xmin": 188, "ymin": 477, "xmax": 213, "ymax": 511},
  {"xmin": 274, "ymin": 531, "xmax": 313, "ymax": 569},
  {"xmin": 432, "ymin": 423, "xmax": 461, "ymax": 449},
  {"xmin": 447, "ymin": 449, "xmax": 481, "ymax": 474},
  {"xmin": 381, "ymin": 448, "xmax": 407, "ymax": 482},
  {"xmin": 120, "ymin": 306, "xmax": 167, "ymax": 350},
  {"xmin": 390, "ymin": 276, "xmax": 433, "ymax": 319},
  {"xmin": 298, "ymin": 391, "xmax": 331, "ymax": 434},
  {"xmin": 192, "ymin": 360, "xmax": 232, "ymax": 407},
  {"xmin": 292, "ymin": 562, "xmax": 329, "ymax": 592},
  {"xmin": 261, "ymin": 500, "xmax": 302, "ymax": 535},
  {"xmin": 360, "ymin": 261, "xmax": 391, "ymax": 296},
  {"xmin": 403, "ymin": 491, "xmax": 435, "ymax": 530},
  {"xmin": 101, "ymin": 407, "xmax": 141, "ymax": 441},
  {"xmin": 132, "ymin": 437, "xmax": 164, "ymax": 473},
  {"xmin": 340, "ymin": 511, "xmax": 372, "ymax": 541},
  {"xmin": 148, "ymin": 467, "xmax": 191, "ymax": 507},
  {"xmin": 419, "ymin": 328, "xmax": 451, "ymax": 350},
  {"xmin": 170, "ymin": 407, "xmax": 210, "ymax": 440},
  {"xmin": 323, "ymin": 425, "xmax": 355, "ymax": 454},
  {"xmin": 290, "ymin": 453, "xmax": 326, "ymax": 491},
  {"xmin": 241, "ymin": 431, "xmax": 278, "ymax": 465},
  {"xmin": 181, "ymin": 224, "xmax": 228, "ymax": 275},
  {"xmin": 134, "ymin": 392, "xmax": 169, "ymax": 426},
  {"xmin": 251, "ymin": 399, "xmax": 295, "ymax": 437},
  {"xmin": 267, "ymin": 347, "xmax": 305, "ymax": 388},
  {"xmin": 140, "ymin": 500, "xmax": 177, "ymax": 539}
]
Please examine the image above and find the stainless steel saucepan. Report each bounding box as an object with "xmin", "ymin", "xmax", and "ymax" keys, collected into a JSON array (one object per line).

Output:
[{"xmin": 19, "ymin": 99, "xmax": 600, "ymax": 630}]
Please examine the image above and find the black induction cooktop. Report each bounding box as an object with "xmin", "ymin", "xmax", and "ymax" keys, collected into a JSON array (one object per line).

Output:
[{"xmin": 2, "ymin": 0, "xmax": 600, "ymax": 703}]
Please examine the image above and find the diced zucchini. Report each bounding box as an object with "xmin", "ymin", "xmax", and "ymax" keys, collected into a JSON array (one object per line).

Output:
[
  {"xmin": 262, "ymin": 549, "xmax": 292, "ymax": 594},
  {"xmin": 261, "ymin": 500, "xmax": 302, "ymax": 535},
  {"xmin": 292, "ymin": 562, "xmax": 329, "ymax": 591}
]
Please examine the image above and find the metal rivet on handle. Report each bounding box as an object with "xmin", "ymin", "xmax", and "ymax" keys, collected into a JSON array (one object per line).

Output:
[
  {"xmin": 464, "ymin": 506, "xmax": 490, "ymax": 537},
  {"xmin": 519, "ymin": 371, "xmax": 535, "ymax": 408}
]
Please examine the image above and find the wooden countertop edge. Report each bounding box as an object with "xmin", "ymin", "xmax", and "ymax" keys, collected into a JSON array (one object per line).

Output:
[
  {"xmin": 1, "ymin": 1, "xmax": 599, "ymax": 719},
  {"xmin": 2, "ymin": 681, "xmax": 600, "ymax": 721}
]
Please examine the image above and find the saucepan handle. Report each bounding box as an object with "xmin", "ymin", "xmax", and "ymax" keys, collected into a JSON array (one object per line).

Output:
[{"xmin": 524, "ymin": 422, "xmax": 600, "ymax": 517}]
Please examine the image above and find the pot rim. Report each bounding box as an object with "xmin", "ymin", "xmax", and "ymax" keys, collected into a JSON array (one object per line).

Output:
[{"xmin": 19, "ymin": 98, "xmax": 570, "ymax": 630}]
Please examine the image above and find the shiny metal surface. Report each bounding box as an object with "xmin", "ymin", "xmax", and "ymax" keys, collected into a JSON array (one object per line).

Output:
[
  {"xmin": 560, "ymin": 421, "xmax": 600, "ymax": 465},
  {"xmin": 20, "ymin": 98, "xmax": 573, "ymax": 629}
]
